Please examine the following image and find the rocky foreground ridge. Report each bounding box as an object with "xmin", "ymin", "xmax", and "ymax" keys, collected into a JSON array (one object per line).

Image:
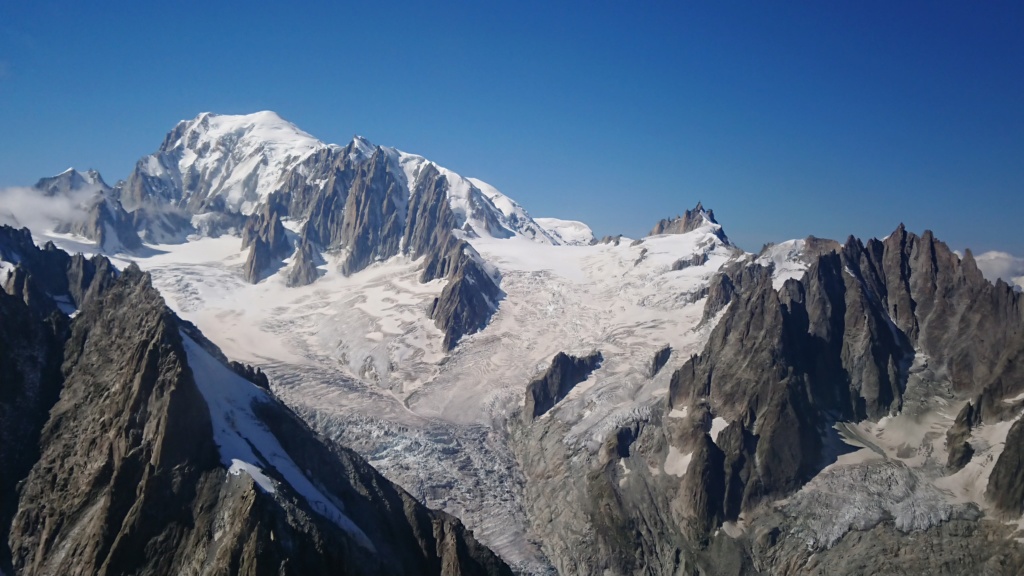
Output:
[{"xmin": 0, "ymin": 225, "xmax": 511, "ymax": 576}]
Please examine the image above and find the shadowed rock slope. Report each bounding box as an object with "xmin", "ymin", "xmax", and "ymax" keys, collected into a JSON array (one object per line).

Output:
[{"xmin": 0, "ymin": 225, "xmax": 511, "ymax": 576}]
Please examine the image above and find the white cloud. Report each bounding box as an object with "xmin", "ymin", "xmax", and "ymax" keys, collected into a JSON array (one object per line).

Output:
[
  {"xmin": 0, "ymin": 186, "xmax": 92, "ymax": 234},
  {"xmin": 973, "ymin": 251, "xmax": 1024, "ymax": 290}
]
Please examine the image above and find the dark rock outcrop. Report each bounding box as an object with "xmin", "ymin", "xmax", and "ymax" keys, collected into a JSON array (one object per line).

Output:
[
  {"xmin": 672, "ymin": 252, "xmax": 708, "ymax": 271},
  {"xmin": 649, "ymin": 345, "xmax": 672, "ymax": 377},
  {"xmin": 699, "ymin": 258, "xmax": 765, "ymax": 323},
  {"xmin": 241, "ymin": 201, "xmax": 292, "ymax": 283},
  {"xmin": 338, "ymin": 149, "xmax": 407, "ymax": 275},
  {"xmin": 524, "ymin": 351, "xmax": 603, "ymax": 422},
  {"xmin": 407, "ymin": 164, "xmax": 459, "ymax": 272},
  {"xmin": 0, "ymin": 290, "xmax": 69, "ymax": 572},
  {"xmin": 946, "ymin": 402, "xmax": 978, "ymax": 471},
  {"xmin": 275, "ymin": 144, "xmax": 356, "ymax": 249},
  {"xmin": 286, "ymin": 235, "xmax": 323, "ymax": 287},
  {"xmin": 987, "ymin": 417, "xmax": 1024, "ymax": 516},
  {"xmin": 428, "ymin": 240, "xmax": 503, "ymax": 351},
  {"xmin": 0, "ymin": 226, "xmax": 117, "ymax": 312},
  {"xmin": 129, "ymin": 203, "xmax": 195, "ymax": 243},
  {"xmin": 407, "ymin": 165, "xmax": 504, "ymax": 350},
  {"xmin": 650, "ymin": 202, "xmax": 724, "ymax": 239}
]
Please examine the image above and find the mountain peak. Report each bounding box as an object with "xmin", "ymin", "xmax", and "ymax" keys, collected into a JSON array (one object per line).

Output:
[
  {"xmin": 349, "ymin": 135, "xmax": 377, "ymax": 160},
  {"xmin": 34, "ymin": 168, "xmax": 111, "ymax": 197},
  {"xmin": 649, "ymin": 202, "xmax": 724, "ymax": 240},
  {"xmin": 177, "ymin": 110, "xmax": 323, "ymax": 150},
  {"xmin": 144, "ymin": 111, "xmax": 329, "ymax": 213}
]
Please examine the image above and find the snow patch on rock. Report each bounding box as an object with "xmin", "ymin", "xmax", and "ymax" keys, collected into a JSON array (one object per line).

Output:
[{"xmin": 181, "ymin": 333, "xmax": 375, "ymax": 551}]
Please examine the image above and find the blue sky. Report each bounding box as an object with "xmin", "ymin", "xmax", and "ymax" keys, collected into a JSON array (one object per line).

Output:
[{"xmin": 1, "ymin": 1, "xmax": 1021, "ymax": 253}]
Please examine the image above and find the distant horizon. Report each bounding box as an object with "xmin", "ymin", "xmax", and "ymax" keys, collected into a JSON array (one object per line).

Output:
[{"xmin": 1, "ymin": 2, "xmax": 1021, "ymax": 265}]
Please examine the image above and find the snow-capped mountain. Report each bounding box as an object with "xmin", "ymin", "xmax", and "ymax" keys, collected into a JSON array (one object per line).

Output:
[
  {"xmin": 118, "ymin": 111, "xmax": 554, "ymax": 247},
  {"xmin": 8, "ymin": 112, "xmax": 1024, "ymax": 575},
  {"xmin": 120, "ymin": 111, "xmax": 329, "ymax": 213}
]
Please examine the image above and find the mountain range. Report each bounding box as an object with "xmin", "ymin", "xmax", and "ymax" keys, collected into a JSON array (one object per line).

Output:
[{"xmin": 2, "ymin": 111, "xmax": 1024, "ymax": 575}]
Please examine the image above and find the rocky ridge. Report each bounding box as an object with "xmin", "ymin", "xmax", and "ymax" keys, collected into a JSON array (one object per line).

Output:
[{"xmin": 509, "ymin": 223, "xmax": 1024, "ymax": 574}]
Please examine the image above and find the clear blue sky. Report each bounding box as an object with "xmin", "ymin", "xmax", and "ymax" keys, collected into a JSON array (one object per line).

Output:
[{"xmin": 1, "ymin": 1, "xmax": 1021, "ymax": 253}]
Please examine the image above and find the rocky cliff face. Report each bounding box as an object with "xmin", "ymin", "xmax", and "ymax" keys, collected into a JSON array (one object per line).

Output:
[
  {"xmin": 987, "ymin": 417, "xmax": 1024, "ymax": 516},
  {"xmin": 650, "ymin": 202, "xmax": 725, "ymax": 240},
  {"xmin": 0, "ymin": 228, "xmax": 511, "ymax": 576},
  {"xmin": 0, "ymin": 289, "xmax": 68, "ymax": 573},
  {"xmin": 336, "ymin": 148, "xmax": 407, "ymax": 275},
  {"xmin": 241, "ymin": 199, "xmax": 292, "ymax": 283},
  {"xmin": 285, "ymin": 234, "xmax": 322, "ymax": 287},
  {"xmin": 523, "ymin": 352, "xmax": 603, "ymax": 422},
  {"xmin": 427, "ymin": 239, "xmax": 502, "ymax": 351},
  {"xmin": 59, "ymin": 194, "xmax": 143, "ymax": 251},
  {"xmin": 509, "ymin": 225, "xmax": 1024, "ymax": 574}
]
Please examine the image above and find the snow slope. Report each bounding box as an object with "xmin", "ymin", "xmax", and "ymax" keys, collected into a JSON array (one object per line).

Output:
[
  {"xmin": 144, "ymin": 111, "xmax": 327, "ymax": 214},
  {"xmin": 756, "ymin": 238, "xmax": 809, "ymax": 289},
  {"xmin": 534, "ymin": 217, "xmax": 595, "ymax": 246}
]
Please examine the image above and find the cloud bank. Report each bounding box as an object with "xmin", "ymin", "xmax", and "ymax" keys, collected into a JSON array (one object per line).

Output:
[
  {"xmin": 973, "ymin": 251, "xmax": 1024, "ymax": 290},
  {"xmin": 0, "ymin": 186, "xmax": 92, "ymax": 234}
]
